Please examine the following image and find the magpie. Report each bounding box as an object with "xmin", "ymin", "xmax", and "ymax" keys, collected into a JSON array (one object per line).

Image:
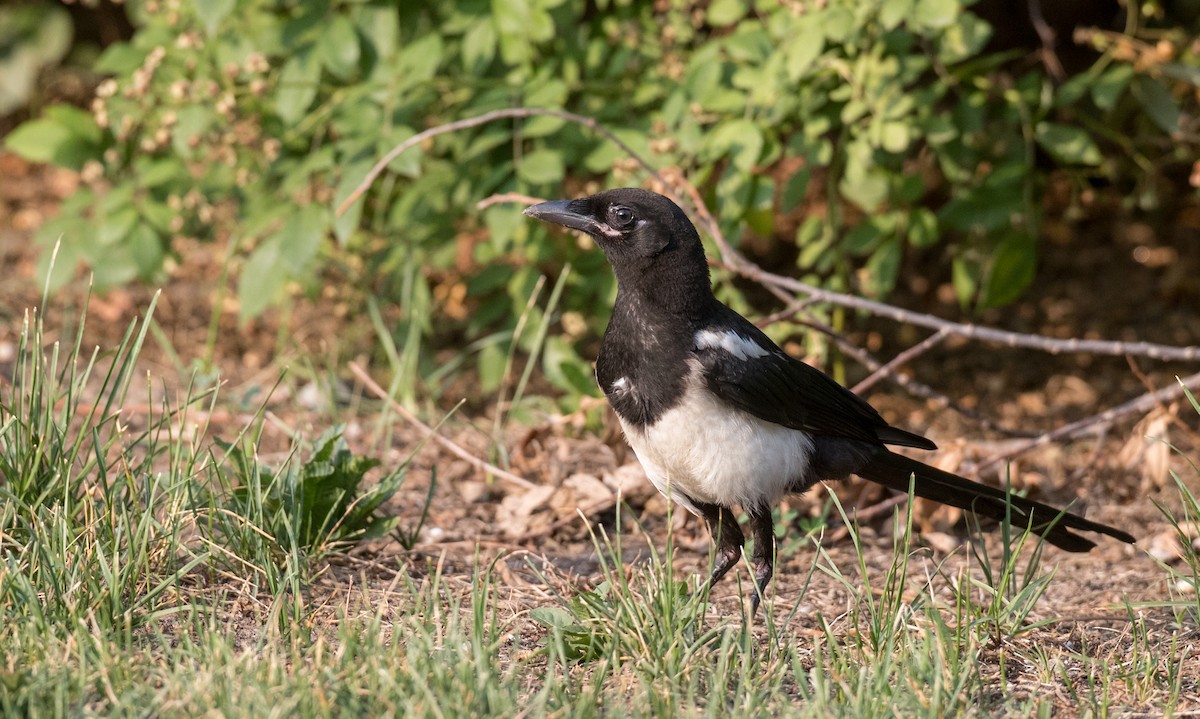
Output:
[{"xmin": 524, "ymin": 188, "xmax": 1135, "ymax": 612}]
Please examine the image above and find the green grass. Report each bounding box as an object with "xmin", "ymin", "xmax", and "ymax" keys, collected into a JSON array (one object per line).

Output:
[{"xmin": 1, "ymin": 304, "xmax": 1196, "ymax": 717}]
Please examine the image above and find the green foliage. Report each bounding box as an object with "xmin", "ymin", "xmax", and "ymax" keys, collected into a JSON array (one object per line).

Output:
[
  {"xmin": 1148, "ymin": 384, "xmax": 1200, "ymax": 629},
  {"xmin": 0, "ymin": 2, "xmax": 72, "ymax": 115},
  {"xmin": 7, "ymin": 0, "xmax": 1199, "ymax": 398},
  {"xmin": 211, "ymin": 426, "xmax": 405, "ymax": 555}
]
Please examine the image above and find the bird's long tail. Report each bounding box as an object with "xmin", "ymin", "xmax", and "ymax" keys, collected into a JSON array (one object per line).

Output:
[{"xmin": 857, "ymin": 451, "xmax": 1135, "ymax": 552}]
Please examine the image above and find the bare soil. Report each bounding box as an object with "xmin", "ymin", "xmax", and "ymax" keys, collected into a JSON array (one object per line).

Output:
[{"xmin": 3, "ymin": 152, "xmax": 1199, "ymax": 713}]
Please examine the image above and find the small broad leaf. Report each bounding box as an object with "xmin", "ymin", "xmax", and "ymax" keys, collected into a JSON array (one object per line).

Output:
[
  {"xmin": 707, "ymin": 0, "xmax": 746, "ymax": 25},
  {"xmin": 461, "ymin": 17, "xmax": 497, "ymax": 72},
  {"xmin": 517, "ymin": 148, "xmax": 564, "ymax": 184},
  {"xmin": 951, "ymin": 257, "xmax": 978, "ymax": 308},
  {"xmin": 914, "ymin": 0, "xmax": 958, "ymax": 30},
  {"xmin": 275, "ymin": 48, "xmax": 321, "ymax": 125},
  {"xmin": 906, "ymin": 208, "xmax": 938, "ymax": 248},
  {"xmin": 478, "ymin": 341, "xmax": 507, "ymax": 393},
  {"xmin": 784, "ymin": 18, "xmax": 824, "ymax": 81},
  {"xmin": 530, "ymin": 606, "xmax": 577, "ymax": 629},
  {"xmin": 707, "ymin": 118, "xmax": 764, "ymax": 172},
  {"xmin": 279, "ymin": 204, "xmax": 327, "ymax": 273},
  {"xmin": 319, "ymin": 16, "xmax": 361, "ymax": 79},
  {"xmin": 980, "ymin": 232, "xmax": 1036, "ymax": 308},
  {"xmin": 937, "ymin": 12, "xmax": 991, "ymax": 63},
  {"xmin": 880, "ymin": 0, "xmax": 915, "ymax": 29},
  {"xmin": 239, "ymin": 237, "xmax": 287, "ymax": 319},
  {"xmin": 1131, "ymin": 75, "xmax": 1180, "ymax": 134},
  {"xmin": 839, "ymin": 138, "xmax": 889, "ymax": 212},
  {"xmin": 333, "ymin": 159, "xmax": 373, "ymax": 245},
  {"xmin": 129, "ymin": 223, "xmax": 164, "ymax": 276},
  {"xmin": 862, "ymin": 238, "xmax": 902, "ymax": 298},
  {"xmin": 5, "ymin": 105, "xmax": 101, "ymax": 169},
  {"xmin": 193, "ymin": 0, "xmax": 235, "ymax": 36},
  {"xmin": 1090, "ymin": 64, "xmax": 1133, "ymax": 111},
  {"xmin": 1035, "ymin": 122, "xmax": 1101, "ymax": 166}
]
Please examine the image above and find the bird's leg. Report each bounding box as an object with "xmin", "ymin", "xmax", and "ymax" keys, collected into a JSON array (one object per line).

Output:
[
  {"xmin": 746, "ymin": 506, "xmax": 776, "ymax": 615},
  {"xmin": 694, "ymin": 502, "xmax": 744, "ymax": 593}
]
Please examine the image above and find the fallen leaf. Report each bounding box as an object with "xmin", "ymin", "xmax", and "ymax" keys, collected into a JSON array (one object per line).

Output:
[{"xmin": 496, "ymin": 485, "xmax": 555, "ymax": 538}]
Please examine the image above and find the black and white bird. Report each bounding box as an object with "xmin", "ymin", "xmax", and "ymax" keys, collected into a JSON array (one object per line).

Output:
[{"xmin": 524, "ymin": 188, "xmax": 1134, "ymax": 612}]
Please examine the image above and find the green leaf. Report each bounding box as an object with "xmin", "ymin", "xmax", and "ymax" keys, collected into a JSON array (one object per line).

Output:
[
  {"xmin": 529, "ymin": 606, "xmax": 576, "ymax": 629},
  {"xmin": 880, "ymin": 0, "xmax": 915, "ymax": 29},
  {"xmin": 129, "ymin": 223, "xmax": 164, "ymax": 276},
  {"xmin": 843, "ymin": 221, "xmax": 886, "ymax": 257},
  {"xmin": 94, "ymin": 43, "xmax": 143, "ymax": 74},
  {"xmin": 4, "ymin": 105, "xmax": 101, "ymax": 169},
  {"xmin": 275, "ymin": 48, "xmax": 321, "ymax": 125},
  {"xmin": 906, "ymin": 208, "xmax": 938, "ymax": 247},
  {"xmin": 356, "ymin": 6, "xmax": 399, "ymax": 61},
  {"xmin": 380, "ymin": 126, "xmax": 422, "ymax": 177},
  {"xmin": 88, "ymin": 245, "xmax": 139, "ymax": 287},
  {"xmin": 278, "ymin": 205, "xmax": 328, "ymax": 273},
  {"xmin": 914, "ymin": 0, "xmax": 958, "ymax": 30},
  {"xmin": 862, "ymin": 238, "xmax": 901, "ymax": 298},
  {"xmin": 951, "ymin": 256, "xmax": 978, "ymax": 308},
  {"xmin": 744, "ymin": 178, "xmax": 775, "ymax": 235},
  {"xmin": 707, "ymin": 118, "xmax": 764, "ymax": 172},
  {"xmin": 517, "ymin": 148, "xmax": 564, "ymax": 184},
  {"xmin": 333, "ymin": 160, "xmax": 373, "ymax": 245},
  {"xmin": 462, "ymin": 17, "xmax": 497, "ymax": 72},
  {"xmin": 938, "ymin": 12, "xmax": 991, "ymax": 63},
  {"xmin": 477, "ymin": 341, "xmax": 507, "ymax": 393},
  {"xmin": 1035, "ymin": 122, "xmax": 1101, "ymax": 166},
  {"xmin": 239, "ymin": 237, "xmax": 287, "ymax": 319},
  {"xmin": 192, "ymin": 0, "xmax": 234, "ymax": 36},
  {"xmin": 980, "ymin": 232, "xmax": 1036, "ymax": 308},
  {"xmin": 839, "ymin": 138, "xmax": 889, "ymax": 212},
  {"xmin": 707, "ymin": 0, "xmax": 746, "ymax": 26},
  {"xmin": 171, "ymin": 105, "xmax": 215, "ymax": 157},
  {"xmin": 1131, "ymin": 75, "xmax": 1180, "ymax": 134},
  {"xmin": 879, "ymin": 121, "xmax": 911, "ymax": 153},
  {"xmin": 1090, "ymin": 64, "xmax": 1132, "ymax": 111},
  {"xmin": 780, "ymin": 166, "xmax": 811, "ymax": 211},
  {"xmin": 97, "ymin": 207, "xmax": 138, "ymax": 248},
  {"xmin": 319, "ymin": 16, "xmax": 361, "ymax": 80}
]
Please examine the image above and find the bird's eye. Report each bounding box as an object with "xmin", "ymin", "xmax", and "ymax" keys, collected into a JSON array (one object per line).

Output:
[{"xmin": 609, "ymin": 206, "xmax": 635, "ymax": 228}]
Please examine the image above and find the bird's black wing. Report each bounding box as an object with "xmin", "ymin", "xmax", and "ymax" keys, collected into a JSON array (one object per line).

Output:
[{"xmin": 693, "ymin": 308, "xmax": 935, "ymax": 450}]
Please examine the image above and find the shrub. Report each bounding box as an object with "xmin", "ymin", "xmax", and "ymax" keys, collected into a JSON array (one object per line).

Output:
[{"xmin": 6, "ymin": 0, "xmax": 1197, "ymax": 399}]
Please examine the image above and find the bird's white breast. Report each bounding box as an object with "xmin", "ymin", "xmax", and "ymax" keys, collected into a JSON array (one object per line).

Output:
[{"xmin": 618, "ymin": 362, "xmax": 813, "ymax": 516}]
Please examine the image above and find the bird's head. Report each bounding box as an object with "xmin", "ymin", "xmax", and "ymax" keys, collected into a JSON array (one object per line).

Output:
[{"xmin": 524, "ymin": 188, "xmax": 702, "ymax": 262}]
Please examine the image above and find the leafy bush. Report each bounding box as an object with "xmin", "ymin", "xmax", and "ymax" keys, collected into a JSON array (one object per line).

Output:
[
  {"xmin": 209, "ymin": 426, "xmax": 406, "ymax": 556},
  {"xmin": 6, "ymin": 0, "xmax": 1197, "ymax": 399}
]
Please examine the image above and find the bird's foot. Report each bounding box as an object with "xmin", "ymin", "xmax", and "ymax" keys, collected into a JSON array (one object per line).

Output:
[{"xmin": 748, "ymin": 559, "xmax": 773, "ymax": 617}]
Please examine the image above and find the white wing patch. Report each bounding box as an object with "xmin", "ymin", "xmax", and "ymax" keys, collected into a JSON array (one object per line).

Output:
[{"xmin": 694, "ymin": 328, "xmax": 770, "ymax": 360}]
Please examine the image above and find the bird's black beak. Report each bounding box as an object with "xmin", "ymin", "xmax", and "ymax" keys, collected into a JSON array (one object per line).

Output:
[{"xmin": 523, "ymin": 199, "xmax": 602, "ymax": 236}]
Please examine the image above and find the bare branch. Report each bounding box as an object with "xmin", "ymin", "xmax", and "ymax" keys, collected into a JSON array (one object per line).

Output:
[
  {"xmin": 796, "ymin": 315, "xmax": 1040, "ymax": 438},
  {"xmin": 476, "ymin": 193, "xmax": 545, "ymax": 211},
  {"xmin": 714, "ymin": 257, "xmax": 1200, "ymax": 362},
  {"xmin": 852, "ymin": 326, "xmax": 952, "ymax": 395},
  {"xmin": 336, "ymin": 108, "xmax": 665, "ymax": 217},
  {"xmin": 974, "ymin": 371, "xmax": 1200, "ymax": 471}
]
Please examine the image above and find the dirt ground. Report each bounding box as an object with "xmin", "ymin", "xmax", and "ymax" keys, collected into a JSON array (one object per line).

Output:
[{"xmin": 3, "ymin": 152, "xmax": 1200, "ymax": 711}]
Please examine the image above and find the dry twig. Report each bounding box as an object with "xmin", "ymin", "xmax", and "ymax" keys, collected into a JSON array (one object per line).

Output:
[
  {"xmin": 974, "ymin": 371, "xmax": 1200, "ymax": 472},
  {"xmin": 336, "ymin": 108, "xmax": 665, "ymax": 217},
  {"xmin": 348, "ymin": 362, "xmax": 537, "ymax": 491}
]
